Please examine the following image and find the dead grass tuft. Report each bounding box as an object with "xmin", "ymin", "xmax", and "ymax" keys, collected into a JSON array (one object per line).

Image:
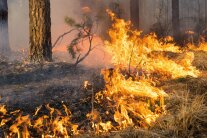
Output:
[
  {"xmin": 154, "ymin": 92, "xmax": 207, "ymax": 137},
  {"xmin": 193, "ymin": 51, "xmax": 207, "ymax": 70}
]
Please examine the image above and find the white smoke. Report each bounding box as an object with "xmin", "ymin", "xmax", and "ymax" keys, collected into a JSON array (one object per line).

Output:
[{"xmin": 6, "ymin": 0, "xmax": 130, "ymax": 66}]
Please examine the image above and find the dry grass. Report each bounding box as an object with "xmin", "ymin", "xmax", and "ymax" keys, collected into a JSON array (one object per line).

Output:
[
  {"xmin": 154, "ymin": 92, "xmax": 207, "ymax": 138},
  {"xmin": 193, "ymin": 51, "xmax": 207, "ymax": 70},
  {"xmin": 78, "ymin": 90, "xmax": 207, "ymax": 138},
  {"xmin": 1, "ymin": 51, "xmax": 207, "ymax": 137},
  {"xmin": 77, "ymin": 51, "xmax": 207, "ymax": 138}
]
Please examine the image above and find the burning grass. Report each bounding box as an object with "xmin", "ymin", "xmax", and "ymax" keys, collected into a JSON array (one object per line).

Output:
[
  {"xmin": 0, "ymin": 103, "xmax": 79, "ymax": 137},
  {"xmin": 0, "ymin": 10, "xmax": 207, "ymax": 137}
]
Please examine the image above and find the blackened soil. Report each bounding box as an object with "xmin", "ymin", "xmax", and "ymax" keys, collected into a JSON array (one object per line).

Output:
[{"xmin": 0, "ymin": 60, "xmax": 104, "ymax": 115}]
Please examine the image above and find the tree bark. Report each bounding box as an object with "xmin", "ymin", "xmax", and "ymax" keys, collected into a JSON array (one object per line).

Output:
[
  {"xmin": 0, "ymin": 0, "xmax": 10, "ymax": 56},
  {"xmin": 172, "ymin": 0, "xmax": 180, "ymax": 43},
  {"xmin": 130, "ymin": 0, "xmax": 139, "ymax": 28},
  {"xmin": 29, "ymin": 0, "xmax": 52, "ymax": 62}
]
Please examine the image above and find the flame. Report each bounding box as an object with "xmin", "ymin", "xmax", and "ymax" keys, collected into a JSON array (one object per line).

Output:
[
  {"xmin": 9, "ymin": 115, "xmax": 31, "ymax": 138},
  {"xmin": 105, "ymin": 9, "xmax": 199, "ymax": 79},
  {"xmin": 0, "ymin": 105, "xmax": 7, "ymax": 115},
  {"xmin": 0, "ymin": 104, "xmax": 78, "ymax": 137},
  {"xmin": 84, "ymin": 10, "xmax": 200, "ymax": 133},
  {"xmin": 0, "ymin": 10, "xmax": 204, "ymax": 137},
  {"xmin": 188, "ymin": 41, "xmax": 207, "ymax": 52}
]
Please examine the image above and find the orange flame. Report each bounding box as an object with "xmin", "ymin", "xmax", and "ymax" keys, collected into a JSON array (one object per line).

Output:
[
  {"xmin": 0, "ymin": 9, "xmax": 204, "ymax": 137},
  {"xmin": 85, "ymin": 10, "xmax": 200, "ymax": 133}
]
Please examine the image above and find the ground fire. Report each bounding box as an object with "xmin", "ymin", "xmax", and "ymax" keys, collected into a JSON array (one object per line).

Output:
[
  {"xmin": 1, "ymin": 1, "xmax": 207, "ymax": 138},
  {"xmin": 0, "ymin": 9, "xmax": 205, "ymax": 137}
]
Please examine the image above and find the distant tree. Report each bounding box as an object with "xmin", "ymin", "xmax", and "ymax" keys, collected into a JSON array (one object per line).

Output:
[
  {"xmin": 130, "ymin": 0, "xmax": 139, "ymax": 28},
  {"xmin": 29, "ymin": 0, "xmax": 52, "ymax": 62},
  {"xmin": 205, "ymin": 0, "xmax": 207, "ymax": 24},
  {"xmin": 150, "ymin": 0, "xmax": 171, "ymax": 38},
  {"xmin": 0, "ymin": 0, "xmax": 10, "ymax": 56},
  {"xmin": 172, "ymin": 0, "xmax": 181, "ymax": 43}
]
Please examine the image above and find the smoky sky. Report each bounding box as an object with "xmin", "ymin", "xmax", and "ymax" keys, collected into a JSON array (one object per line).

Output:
[
  {"xmin": 7, "ymin": 0, "xmax": 207, "ymax": 51},
  {"xmin": 7, "ymin": 0, "xmax": 81, "ymax": 51},
  {"xmin": 7, "ymin": 0, "xmax": 130, "ymax": 51}
]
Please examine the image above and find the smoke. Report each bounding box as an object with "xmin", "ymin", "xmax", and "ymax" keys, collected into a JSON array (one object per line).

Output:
[
  {"xmin": 8, "ymin": 0, "xmax": 28, "ymax": 51},
  {"xmin": 7, "ymin": 0, "xmax": 80, "ymax": 51},
  {"xmin": 7, "ymin": 0, "xmax": 207, "ymax": 51},
  {"xmin": 6, "ymin": 0, "xmax": 131, "ymax": 67}
]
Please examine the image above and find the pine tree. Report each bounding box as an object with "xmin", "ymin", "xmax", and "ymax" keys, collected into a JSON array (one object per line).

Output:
[
  {"xmin": 0, "ymin": 0, "xmax": 10, "ymax": 56},
  {"xmin": 29, "ymin": 0, "xmax": 52, "ymax": 62},
  {"xmin": 130, "ymin": 0, "xmax": 139, "ymax": 28},
  {"xmin": 172, "ymin": 0, "xmax": 180, "ymax": 43}
]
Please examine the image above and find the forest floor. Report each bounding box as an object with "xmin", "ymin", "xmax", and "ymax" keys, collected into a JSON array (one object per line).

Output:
[
  {"xmin": 0, "ymin": 51, "xmax": 207, "ymax": 137},
  {"xmin": 0, "ymin": 59, "xmax": 104, "ymax": 111}
]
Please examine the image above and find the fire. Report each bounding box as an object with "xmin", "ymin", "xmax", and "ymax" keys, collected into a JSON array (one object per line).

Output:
[
  {"xmin": 0, "ymin": 10, "xmax": 203, "ymax": 137},
  {"xmin": 0, "ymin": 105, "xmax": 7, "ymax": 115},
  {"xmin": 105, "ymin": 9, "xmax": 199, "ymax": 79},
  {"xmin": 83, "ymin": 10, "xmax": 200, "ymax": 133},
  {"xmin": 187, "ymin": 41, "xmax": 207, "ymax": 52},
  {"xmin": 9, "ymin": 115, "xmax": 31, "ymax": 138},
  {"xmin": 0, "ymin": 104, "xmax": 78, "ymax": 137}
]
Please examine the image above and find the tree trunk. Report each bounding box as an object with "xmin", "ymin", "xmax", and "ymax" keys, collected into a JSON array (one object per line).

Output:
[
  {"xmin": 29, "ymin": 0, "xmax": 52, "ymax": 62},
  {"xmin": 0, "ymin": 0, "xmax": 10, "ymax": 56},
  {"xmin": 172, "ymin": 0, "xmax": 180, "ymax": 43},
  {"xmin": 130, "ymin": 0, "xmax": 139, "ymax": 28}
]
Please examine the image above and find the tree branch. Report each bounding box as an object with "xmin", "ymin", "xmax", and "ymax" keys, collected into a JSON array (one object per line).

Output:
[
  {"xmin": 52, "ymin": 28, "xmax": 77, "ymax": 48},
  {"xmin": 74, "ymin": 34, "xmax": 94, "ymax": 67}
]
